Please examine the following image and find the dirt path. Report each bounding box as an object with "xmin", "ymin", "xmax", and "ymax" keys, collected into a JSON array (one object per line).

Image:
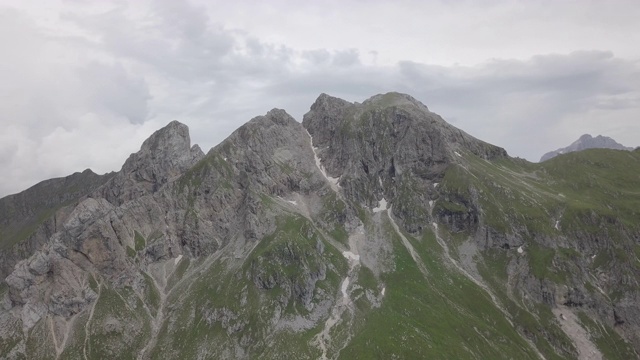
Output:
[
  {"xmin": 552, "ymin": 306, "xmax": 602, "ymax": 360},
  {"xmin": 83, "ymin": 280, "xmax": 102, "ymax": 360},
  {"xmin": 137, "ymin": 256, "xmax": 184, "ymax": 360},
  {"xmin": 137, "ymin": 271, "xmax": 167, "ymax": 360},
  {"xmin": 49, "ymin": 317, "xmax": 62, "ymax": 357},
  {"xmin": 53, "ymin": 315, "xmax": 76, "ymax": 360}
]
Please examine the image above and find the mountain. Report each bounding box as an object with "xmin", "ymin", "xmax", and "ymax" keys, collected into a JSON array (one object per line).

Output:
[
  {"xmin": 0, "ymin": 92, "xmax": 639, "ymax": 359},
  {"xmin": 540, "ymin": 134, "xmax": 633, "ymax": 162},
  {"xmin": 0, "ymin": 169, "xmax": 114, "ymax": 279}
]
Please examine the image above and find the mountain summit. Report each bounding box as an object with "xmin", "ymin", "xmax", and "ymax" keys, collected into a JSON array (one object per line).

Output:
[
  {"xmin": 540, "ymin": 133, "xmax": 632, "ymax": 162},
  {"xmin": 1, "ymin": 93, "xmax": 639, "ymax": 359}
]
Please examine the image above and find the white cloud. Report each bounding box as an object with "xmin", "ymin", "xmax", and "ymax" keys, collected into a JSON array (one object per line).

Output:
[{"xmin": 0, "ymin": 0, "xmax": 639, "ymax": 196}]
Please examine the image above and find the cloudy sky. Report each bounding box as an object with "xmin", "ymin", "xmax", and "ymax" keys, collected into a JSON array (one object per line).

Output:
[{"xmin": 1, "ymin": 0, "xmax": 639, "ymax": 197}]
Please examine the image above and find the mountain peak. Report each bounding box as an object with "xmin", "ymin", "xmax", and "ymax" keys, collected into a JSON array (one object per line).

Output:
[
  {"xmin": 540, "ymin": 133, "xmax": 632, "ymax": 162},
  {"xmin": 362, "ymin": 92, "xmax": 430, "ymax": 111},
  {"xmin": 98, "ymin": 120, "xmax": 204, "ymax": 204},
  {"xmin": 139, "ymin": 120, "xmax": 190, "ymax": 153},
  {"xmin": 303, "ymin": 92, "xmax": 506, "ymax": 231}
]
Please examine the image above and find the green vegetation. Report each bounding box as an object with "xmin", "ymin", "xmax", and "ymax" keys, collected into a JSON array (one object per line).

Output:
[
  {"xmin": 435, "ymin": 148, "xmax": 640, "ymax": 357},
  {"xmin": 441, "ymin": 149, "xmax": 640, "ymax": 239},
  {"xmin": 477, "ymin": 253, "xmax": 576, "ymax": 359},
  {"xmin": 142, "ymin": 272, "xmax": 161, "ymax": 316},
  {"xmin": 0, "ymin": 327, "xmax": 22, "ymax": 358},
  {"xmin": 527, "ymin": 243, "xmax": 566, "ymax": 283},
  {"xmin": 134, "ymin": 231, "xmax": 146, "ymax": 251},
  {"xmin": 0, "ymin": 206, "xmax": 59, "ymax": 250},
  {"xmin": 58, "ymin": 313, "xmax": 89, "ymax": 359},
  {"xmin": 25, "ymin": 318, "xmax": 56, "ymax": 359},
  {"xmin": 177, "ymin": 153, "xmax": 233, "ymax": 192},
  {"xmin": 439, "ymin": 148, "xmax": 640, "ymax": 281},
  {"xmin": 126, "ymin": 246, "xmax": 136, "ymax": 258},
  {"xmin": 576, "ymin": 312, "xmax": 637, "ymax": 359},
  {"xmin": 166, "ymin": 256, "xmax": 190, "ymax": 291},
  {"xmin": 152, "ymin": 213, "xmax": 347, "ymax": 359},
  {"xmin": 329, "ymin": 225, "xmax": 349, "ymax": 244},
  {"xmin": 318, "ymin": 192, "xmax": 349, "ymax": 245},
  {"xmin": 88, "ymin": 284, "xmax": 151, "ymax": 359},
  {"xmin": 88, "ymin": 274, "xmax": 99, "ymax": 292},
  {"xmin": 341, "ymin": 219, "xmax": 541, "ymax": 359}
]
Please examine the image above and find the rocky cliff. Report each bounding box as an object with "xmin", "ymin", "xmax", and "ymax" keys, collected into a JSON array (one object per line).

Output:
[
  {"xmin": 0, "ymin": 93, "xmax": 638, "ymax": 359},
  {"xmin": 0, "ymin": 169, "xmax": 114, "ymax": 281}
]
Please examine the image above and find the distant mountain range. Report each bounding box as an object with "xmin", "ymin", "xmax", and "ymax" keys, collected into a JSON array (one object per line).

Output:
[{"xmin": 540, "ymin": 134, "xmax": 633, "ymax": 162}]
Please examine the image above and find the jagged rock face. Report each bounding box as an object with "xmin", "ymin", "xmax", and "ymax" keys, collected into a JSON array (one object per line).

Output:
[
  {"xmin": 5, "ymin": 240, "xmax": 97, "ymax": 328},
  {"xmin": 540, "ymin": 133, "xmax": 633, "ymax": 161},
  {"xmin": 303, "ymin": 92, "xmax": 506, "ymax": 232},
  {"xmin": 171, "ymin": 109, "xmax": 328, "ymax": 256},
  {"xmin": 98, "ymin": 120, "xmax": 204, "ymax": 205},
  {"xmin": 0, "ymin": 169, "xmax": 113, "ymax": 279},
  {"xmin": 1, "ymin": 93, "xmax": 639, "ymax": 359}
]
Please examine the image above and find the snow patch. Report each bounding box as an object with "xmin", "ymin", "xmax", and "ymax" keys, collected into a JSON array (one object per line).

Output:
[
  {"xmin": 373, "ymin": 198, "xmax": 388, "ymax": 213},
  {"xmin": 174, "ymin": 255, "xmax": 183, "ymax": 265},
  {"xmin": 454, "ymin": 151, "xmax": 462, "ymax": 157},
  {"xmin": 381, "ymin": 287, "xmax": 386, "ymax": 296},
  {"xmin": 517, "ymin": 246, "xmax": 524, "ymax": 254},
  {"xmin": 223, "ymin": 157, "xmax": 227, "ymax": 161},
  {"xmin": 307, "ymin": 131, "xmax": 340, "ymax": 192},
  {"xmin": 433, "ymin": 183, "xmax": 439, "ymax": 188},
  {"xmin": 340, "ymin": 277, "xmax": 350, "ymax": 305},
  {"xmin": 428, "ymin": 200, "xmax": 434, "ymax": 208},
  {"xmin": 342, "ymin": 251, "xmax": 360, "ymax": 262},
  {"xmin": 277, "ymin": 196, "xmax": 298, "ymax": 206},
  {"xmin": 555, "ymin": 220, "xmax": 560, "ymax": 230}
]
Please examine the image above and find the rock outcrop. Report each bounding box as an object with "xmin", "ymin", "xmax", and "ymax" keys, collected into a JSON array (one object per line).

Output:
[
  {"xmin": 0, "ymin": 169, "xmax": 113, "ymax": 279},
  {"xmin": 97, "ymin": 120, "xmax": 204, "ymax": 205},
  {"xmin": 303, "ymin": 92, "xmax": 506, "ymax": 232}
]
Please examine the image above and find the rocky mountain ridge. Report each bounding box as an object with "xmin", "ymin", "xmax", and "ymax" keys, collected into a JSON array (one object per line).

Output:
[
  {"xmin": 540, "ymin": 133, "xmax": 633, "ymax": 162},
  {"xmin": 0, "ymin": 92, "xmax": 639, "ymax": 359}
]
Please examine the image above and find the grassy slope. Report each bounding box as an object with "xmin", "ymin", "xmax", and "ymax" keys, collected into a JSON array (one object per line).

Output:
[
  {"xmin": 150, "ymin": 213, "xmax": 348, "ymax": 359},
  {"xmin": 436, "ymin": 148, "xmax": 640, "ymax": 358},
  {"xmin": 440, "ymin": 149, "xmax": 640, "ymax": 279},
  {"xmin": 341, "ymin": 217, "xmax": 539, "ymax": 359}
]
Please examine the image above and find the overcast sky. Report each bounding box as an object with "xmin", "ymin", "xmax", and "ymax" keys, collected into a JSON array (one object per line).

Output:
[{"xmin": 1, "ymin": 0, "xmax": 639, "ymax": 197}]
